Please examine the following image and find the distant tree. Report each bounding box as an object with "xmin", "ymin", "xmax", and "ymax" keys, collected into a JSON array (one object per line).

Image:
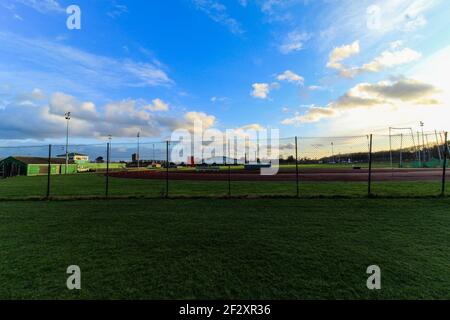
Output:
[
  {"xmin": 96, "ymin": 156, "xmax": 104, "ymax": 163},
  {"xmin": 287, "ymin": 155, "xmax": 295, "ymax": 163}
]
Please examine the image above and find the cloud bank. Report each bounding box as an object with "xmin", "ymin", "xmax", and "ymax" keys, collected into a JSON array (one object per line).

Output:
[{"xmin": 282, "ymin": 77, "xmax": 440, "ymax": 125}]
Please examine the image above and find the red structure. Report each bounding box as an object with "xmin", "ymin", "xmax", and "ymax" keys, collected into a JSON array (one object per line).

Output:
[{"xmin": 187, "ymin": 156, "xmax": 195, "ymax": 167}]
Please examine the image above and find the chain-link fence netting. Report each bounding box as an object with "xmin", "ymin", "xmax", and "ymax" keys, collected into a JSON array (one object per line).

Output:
[
  {"xmin": 107, "ymin": 141, "xmax": 167, "ymax": 197},
  {"xmin": 0, "ymin": 132, "xmax": 448, "ymax": 199},
  {"xmin": 446, "ymin": 138, "xmax": 450, "ymax": 196},
  {"xmin": 372, "ymin": 132, "xmax": 448, "ymax": 196},
  {"xmin": 296, "ymin": 135, "xmax": 370, "ymax": 196}
]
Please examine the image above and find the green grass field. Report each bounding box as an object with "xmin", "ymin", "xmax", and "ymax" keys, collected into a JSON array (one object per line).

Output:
[
  {"xmin": 1, "ymin": 198, "xmax": 449, "ymax": 299},
  {"xmin": 0, "ymin": 172, "xmax": 447, "ymax": 199},
  {"xmin": 80, "ymin": 163, "xmax": 126, "ymax": 170}
]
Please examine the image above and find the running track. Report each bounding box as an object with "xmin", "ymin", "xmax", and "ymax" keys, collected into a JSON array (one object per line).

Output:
[{"xmin": 109, "ymin": 168, "xmax": 448, "ymax": 182}]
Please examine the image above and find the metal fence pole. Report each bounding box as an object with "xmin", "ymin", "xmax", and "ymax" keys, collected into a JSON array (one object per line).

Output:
[
  {"xmin": 442, "ymin": 132, "xmax": 448, "ymax": 196},
  {"xmin": 228, "ymin": 138, "xmax": 231, "ymax": 198},
  {"xmin": 166, "ymin": 141, "xmax": 169, "ymax": 198},
  {"xmin": 295, "ymin": 136, "xmax": 299, "ymax": 197},
  {"xmin": 46, "ymin": 144, "xmax": 52, "ymax": 199},
  {"xmin": 368, "ymin": 134, "xmax": 373, "ymax": 196},
  {"xmin": 105, "ymin": 142, "xmax": 110, "ymax": 198}
]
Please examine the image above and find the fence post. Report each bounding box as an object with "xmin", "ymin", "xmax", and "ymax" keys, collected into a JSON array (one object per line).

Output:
[
  {"xmin": 105, "ymin": 142, "xmax": 110, "ymax": 198},
  {"xmin": 228, "ymin": 139, "xmax": 231, "ymax": 198},
  {"xmin": 295, "ymin": 136, "xmax": 299, "ymax": 198},
  {"xmin": 166, "ymin": 140, "xmax": 169, "ymax": 198},
  {"xmin": 368, "ymin": 134, "xmax": 373, "ymax": 196},
  {"xmin": 442, "ymin": 132, "xmax": 448, "ymax": 196},
  {"xmin": 46, "ymin": 144, "xmax": 52, "ymax": 199}
]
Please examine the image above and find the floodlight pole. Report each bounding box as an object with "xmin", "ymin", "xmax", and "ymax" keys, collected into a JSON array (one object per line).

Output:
[
  {"xmin": 137, "ymin": 132, "xmax": 140, "ymax": 169},
  {"xmin": 435, "ymin": 130, "xmax": 442, "ymax": 162},
  {"xmin": 166, "ymin": 140, "xmax": 169, "ymax": 198},
  {"xmin": 243, "ymin": 136, "xmax": 247, "ymax": 164},
  {"xmin": 368, "ymin": 134, "xmax": 373, "ymax": 196},
  {"xmin": 420, "ymin": 122, "xmax": 426, "ymax": 162},
  {"xmin": 295, "ymin": 136, "xmax": 299, "ymax": 198},
  {"xmin": 389, "ymin": 127, "xmax": 393, "ymax": 169},
  {"xmin": 442, "ymin": 132, "xmax": 448, "ymax": 196},
  {"xmin": 201, "ymin": 138, "xmax": 204, "ymax": 164},
  {"xmin": 47, "ymin": 144, "xmax": 52, "ymax": 199},
  {"xmin": 64, "ymin": 112, "xmax": 71, "ymax": 175},
  {"xmin": 228, "ymin": 138, "xmax": 231, "ymax": 197},
  {"xmin": 106, "ymin": 142, "xmax": 110, "ymax": 198},
  {"xmin": 257, "ymin": 132, "xmax": 260, "ymax": 163},
  {"xmin": 399, "ymin": 133, "xmax": 403, "ymax": 168},
  {"xmin": 417, "ymin": 132, "xmax": 422, "ymax": 165},
  {"xmin": 331, "ymin": 142, "xmax": 335, "ymax": 163},
  {"xmin": 108, "ymin": 135, "xmax": 112, "ymax": 163}
]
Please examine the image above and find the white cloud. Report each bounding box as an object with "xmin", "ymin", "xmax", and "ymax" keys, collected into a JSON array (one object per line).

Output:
[
  {"xmin": 144, "ymin": 99, "xmax": 169, "ymax": 112},
  {"xmin": 403, "ymin": 14, "xmax": 427, "ymax": 32},
  {"xmin": 342, "ymin": 47, "xmax": 422, "ymax": 78},
  {"xmin": 390, "ymin": 41, "xmax": 403, "ymax": 50},
  {"xmin": 351, "ymin": 78, "xmax": 439, "ymax": 104},
  {"xmin": 225, "ymin": 123, "xmax": 266, "ymax": 145},
  {"xmin": 16, "ymin": 88, "xmax": 45, "ymax": 103},
  {"xmin": 0, "ymin": 88, "xmax": 215, "ymax": 140},
  {"xmin": 251, "ymin": 83, "xmax": 270, "ymax": 99},
  {"xmin": 279, "ymin": 30, "xmax": 311, "ymax": 54},
  {"xmin": 327, "ymin": 40, "xmax": 422, "ymax": 78},
  {"xmin": 408, "ymin": 44, "xmax": 450, "ymax": 107},
  {"xmin": 318, "ymin": 0, "xmax": 438, "ymax": 50},
  {"xmin": 192, "ymin": 0, "xmax": 244, "ymax": 34},
  {"xmin": 49, "ymin": 92, "xmax": 98, "ymax": 120},
  {"xmin": 327, "ymin": 41, "xmax": 360, "ymax": 70},
  {"xmin": 182, "ymin": 111, "xmax": 216, "ymax": 133},
  {"xmin": 282, "ymin": 77, "xmax": 440, "ymax": 125},
  {"xmin": 397, "ymin": 0, "xmax": 431, "ymax": 32},
  {"xmin": 107, "ymin": 4, "xmax": 128, "ymax": 18},
  {"xmin": 308, "ymin": 85, "xmax": 324, "ymax": 91},
  {"xmin": 238, "ymin": 123, "xmax": 264, "ymax": 131},
  {"xmin": 14, "ymin": 0, "xmax": 64, "ymax": 13},
  {"xmin": 211, "ymin": 96, "xmax": 229, "ymax": 103},
  {"xmin": 250, "ymin": 82, "xmax": 280, "ymax": 99},
  {"xmin": 259, "ymin": 0, "xmax": 303, "ymax": 22},
  {"xmin": 0, "ymin": 32, "xmax": 173, "ymax": 100},
  {"xmin": 282, "ymin": 107, "xmax": 337, "ymax": 125},
  {"xmin": 276, "ymin": 70, "xmax": 304, "ymax": 85}
]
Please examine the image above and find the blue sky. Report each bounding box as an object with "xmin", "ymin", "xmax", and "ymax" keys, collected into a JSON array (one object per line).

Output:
[{"xmin": 0, "ymin": 0, "xmax": 449, "ymax": 144}]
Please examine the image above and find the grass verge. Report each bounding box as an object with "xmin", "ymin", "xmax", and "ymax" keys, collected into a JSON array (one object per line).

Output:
[{"xmin": 1, "ymin": 198, "xmax": 449, "ymax": 299}]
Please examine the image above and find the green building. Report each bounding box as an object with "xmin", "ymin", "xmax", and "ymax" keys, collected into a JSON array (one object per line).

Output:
[{"xmin": 0, "ymin": 156, "xmax": 78, "ymax": 177}]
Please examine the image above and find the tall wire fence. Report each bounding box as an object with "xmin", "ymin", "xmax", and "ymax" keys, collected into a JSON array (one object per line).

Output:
[{"xmin": 0, "ymin": 132, "xmax": 448, "ymax": 200}]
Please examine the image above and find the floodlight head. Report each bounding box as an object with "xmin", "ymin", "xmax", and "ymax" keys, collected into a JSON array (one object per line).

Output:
[{"xmin": 65, "ymin": 112, "xmax": 71, "ymax": 120}]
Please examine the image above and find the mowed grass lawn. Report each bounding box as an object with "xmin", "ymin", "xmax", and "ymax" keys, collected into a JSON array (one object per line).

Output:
[
  {"xmin": 0, "ymin": 173, "xmax": 447, "ymax": 199},
  {"xmin": 1, "ymin": 198, "xmax": 450, "ymax": 299}
]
